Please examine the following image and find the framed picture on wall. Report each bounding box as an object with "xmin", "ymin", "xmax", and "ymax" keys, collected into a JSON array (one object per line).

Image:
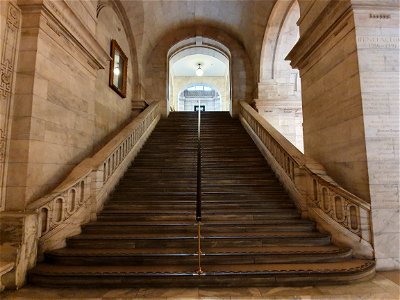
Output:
[{"xmin": 109, "ymin": 39, "xmax": 128, "ymax": 98}]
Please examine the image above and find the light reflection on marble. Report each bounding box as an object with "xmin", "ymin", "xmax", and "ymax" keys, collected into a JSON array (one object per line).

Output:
[{"xmin": 1, "ymin": 272, "xmax": 399, "ymax": 300}]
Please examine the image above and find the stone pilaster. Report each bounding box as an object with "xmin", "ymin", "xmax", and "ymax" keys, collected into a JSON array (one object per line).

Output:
[{"xmin": 352, "ymin": 0, "xmax": 399, "ymax": 270}]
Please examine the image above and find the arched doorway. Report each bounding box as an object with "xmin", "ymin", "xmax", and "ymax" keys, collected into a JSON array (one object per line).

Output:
[
  {"xmin": 258, "ymin": 0, "xmax": 304, "ymax": 152},
  {"xmin": 167, "ymin": 37, "xmax": 231, "ymax": 114}
]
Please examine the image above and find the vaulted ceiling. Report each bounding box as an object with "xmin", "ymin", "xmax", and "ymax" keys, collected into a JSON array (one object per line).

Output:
[{"xmin": 120, "ymin": 0, "xmax": 277, "ymax": 79}]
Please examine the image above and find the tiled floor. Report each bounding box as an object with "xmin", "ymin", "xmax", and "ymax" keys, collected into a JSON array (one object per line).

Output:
[{"xmin": 2, "ymin": 272, "xmax": 399, "ymax": 299}]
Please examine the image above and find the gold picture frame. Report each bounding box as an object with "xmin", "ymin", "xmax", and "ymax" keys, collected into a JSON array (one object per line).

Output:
[{"xmin": 109, "ymin": 39, "xmax": 128, "ymax": 98}]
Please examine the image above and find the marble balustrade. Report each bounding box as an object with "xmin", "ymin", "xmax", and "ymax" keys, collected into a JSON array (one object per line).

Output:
[
  {"xmin": 239, "ymin": 101, "xmax": 373, "ymax": 258},
  {"xmin": 27, "ymin": 101, "xmax": 161, "ymax": 251}
]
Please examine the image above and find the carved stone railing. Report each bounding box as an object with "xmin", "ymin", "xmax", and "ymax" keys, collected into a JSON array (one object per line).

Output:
[
  {"xmin": 239, "ymin": 101, "xmax": 373, "ymax": 258},
  {"xmin": 27, "ymin": 101, "xmax": 161, "ymax": 251}
]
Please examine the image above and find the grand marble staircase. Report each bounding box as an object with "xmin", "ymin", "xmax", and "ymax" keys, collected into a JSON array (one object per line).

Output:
[{"xmin": 29, "ymin": 112, "xmax": 375, "ymax": 287}]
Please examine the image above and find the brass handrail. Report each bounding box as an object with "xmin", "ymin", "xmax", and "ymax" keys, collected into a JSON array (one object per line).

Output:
[{"xmin": 195, "ymin": 102, "xmax": 203, "ymax": 274}]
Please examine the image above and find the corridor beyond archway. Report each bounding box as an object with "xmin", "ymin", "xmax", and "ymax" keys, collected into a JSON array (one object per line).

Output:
[
  {"xmin": 178, "ymin": 84, "xmax": 222, "ymax": 112},
  {"xmin": 168, "ymin": 37, "xmax": 231, "ymax": 113}
]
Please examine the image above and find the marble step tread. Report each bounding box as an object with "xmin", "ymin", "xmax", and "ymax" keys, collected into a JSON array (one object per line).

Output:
[
  {"xmin": 97, "ymin": 214, "xmax": 303, "ymax": 221},
  {"xmin": 105, "ymin": 200, "xmax": 292, "ymax": 206},
  {"xmin": 44, "ymin": 248, "xmax": 353, "ymax": 265},
  {"xmin": 82, "ymin": 224, "xmax": 315, "ymax": 234},
  {"xmin": 68, "ymin": 231, "xmax": 327, "ymax": 240},
  {"xmin": 47, "ymin": 246, "xmax": 350, "ymax": 256},
  {"xmin": 105, "ymin": 194, "xmax": 286, "ymax": 200},
  {"xmin": 100, "ymin": 208, "xmax": 298, "ymax": 214},
  {"xmin": 31, "ymin": 260, "xmax": 375, "ymax": 275},
  {"xmin": 84, "ymin": 220, "xmax": 314, "ymax": 226},
  {"xmin": 103, "ymin": 203, "xmax": 295, "ymax": 209}
]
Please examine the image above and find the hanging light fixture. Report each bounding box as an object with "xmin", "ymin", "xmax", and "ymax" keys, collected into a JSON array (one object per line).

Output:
[{"xmin": 196, "ymin": 64, "xmax": 204, "ymax": 77}]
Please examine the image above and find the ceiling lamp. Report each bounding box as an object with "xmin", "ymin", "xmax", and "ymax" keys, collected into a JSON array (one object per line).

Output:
[{"xmin": 196, "ymin": 64, "xmax": 204, "ymax": 77}]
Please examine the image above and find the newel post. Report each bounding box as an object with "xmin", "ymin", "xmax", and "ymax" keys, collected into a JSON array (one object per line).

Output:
[
  {"xmin": 293, "ymin": 165, "xmax": 310, "ymax": 218},
  {"xmin": 89, "ymin": 167, "xmax": 103, "ymax": 221}
]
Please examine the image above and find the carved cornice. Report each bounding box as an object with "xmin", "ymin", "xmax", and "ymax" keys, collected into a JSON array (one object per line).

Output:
[
  {"xmin": 351, "ymin": 0, "xmax": 400, "ymax": 10},
  {"xmin": 18, "ymin": 0, "xmax": 110, "ymax": 70},
  {"xmin": 286, "ymin": 1, "xmax": 353, "ymax": 71},
  {"xmin": 0, "ymin": 2, "xmax": 21, "ymax": 212}
]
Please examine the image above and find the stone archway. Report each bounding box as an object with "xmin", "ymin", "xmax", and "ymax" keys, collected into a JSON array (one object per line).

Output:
[
  {"xmin": 167, "ymin": 37, "xmax": 231, "ymax": 113},
  {"xmin": 142, "ymin": 24, "xmax": 253, "ymax": 117},
  {"xmin": 257, "ymin": 0, "xmax": 304, "ymax": 152}
]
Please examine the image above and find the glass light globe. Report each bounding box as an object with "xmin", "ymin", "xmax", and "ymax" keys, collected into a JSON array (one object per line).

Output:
[
  {"xmin": 114, "ymin": 67, "xmax": 120, "ymax": 76},
  {"xmin": 196, "ymin": 66, "xmax": 204, "ymax": 77}
]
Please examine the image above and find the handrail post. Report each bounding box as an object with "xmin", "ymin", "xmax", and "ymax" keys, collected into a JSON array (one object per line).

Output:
[{"xmin": 195, "ymin": 99, "xmax": 203, "ymax": 275}]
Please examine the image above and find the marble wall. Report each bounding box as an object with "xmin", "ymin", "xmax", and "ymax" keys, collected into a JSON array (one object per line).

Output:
[
  {"xmin": 5, "ymin": 0, "xmax": 133, "ymax": 211},
  {"xmin": 289, "ymin": 0, "xmax": 399, "ymax": 270},
  {"xmin": 352, "ymin": 0, "xmax": 399, "ymax": 270},
  {"xmin": 289, "ymin": 0, "xmax": 371, "ymax": 202},
  {"xmin": 94, "ymin": 6, "xmax": 133, "ymax": 148}
]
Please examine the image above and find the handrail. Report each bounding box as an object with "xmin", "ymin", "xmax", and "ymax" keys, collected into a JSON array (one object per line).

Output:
[
  {"xmin": 239, "ymin": 101, "xmax": 373, "ymax": 246},
  {"xmin": 28, "ymin": 101, "xmax": 161, "ymax": 237},
  {"xmin": 195, "ymin": 104, "xmax": 203, "ymax": 274},
  {"xmin": 196, "ymin": 107, "xmax": 202, "ymax": 222}
]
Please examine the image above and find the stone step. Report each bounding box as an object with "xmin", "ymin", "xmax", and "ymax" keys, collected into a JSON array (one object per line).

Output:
[
  {"xmin": 97, "ymin": 214, "xmax": 303, "ymax": 222},
  {"xmin": 66, "ymin": 232, "xmax": 331, "ymax": 248},
  {"xmin": 82, "ymin": 222, "xmax": 315, "ymax": 234},
  {"xmin": 103, "ymin": 202, "xmax": 295, "ymax": 210},
  {"xmin": 29, "ymin": 260, "xmax": 375, "ymax": 288},
  {"xmin": 29, "ymin": 112, "xmax": 375, "ymax": 288},
  {"xmin": 44, "ymin": 246, "xmax": 352, "ymax": 266},
  {"xmin": 99, "ymin": 208, "xmax": 299, "ymax": 215}
]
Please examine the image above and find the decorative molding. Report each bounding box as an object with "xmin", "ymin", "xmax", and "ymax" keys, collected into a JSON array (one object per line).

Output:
[
  {"xmin": 351, "ymin": 0, "xmax": 400, "ymax": 10},
  {"xmin": 17, "ymin": 0, "xmax": 111, "ymax": 71},
  {"xmin": 42, "ymin": 0, "xmax": 110, "ymax": 70},
  {"xmin": 0, "ymin": 3, "xmax": 20, "ymax": 99},
  {"xmin": 96, "ymin": 0, "xmax": 108, "ymax": 18},
  {"xmin": 287, "ymin": 1, "xmax": 352, "ymax": 71},
  {"xmin": 0, "ymin": 2, "xmax": 21, "ymax": 212}
]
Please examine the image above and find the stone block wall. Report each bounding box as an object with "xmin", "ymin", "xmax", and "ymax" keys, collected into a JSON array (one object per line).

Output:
[
  {"xmin": 290, "ymin": 0, "xmax": 371, "ymax": 202},
  {"xmin": 353, "ymin": 0, "xmax": 399, "ymax": 270},
  {"xmin": 4, "ymin": 0, "xmax": 134, "ymax": 211},
  {"xmin": 94, "ymin": 6, "xmax": 133, "ymax": 148},
  {"xmin": 290, "ymin": 0, "xmax": 399, "ymax": 270}
]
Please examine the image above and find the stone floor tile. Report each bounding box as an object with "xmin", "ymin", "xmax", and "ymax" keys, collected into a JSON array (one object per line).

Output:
[
  {"xmin": 2, "ymin": 286, "xmax": 104, "ymax": 299},
  {"xmin": 198, "ymin": 297, "xmax": 230, "ymax": 300},
  {"xmin": 136, "ymin": 288, "xmax": 199, "ymax": 298},
  {"xmin": 316, "ymin": 280, "xmax": 388, "ymax": 296},
  {"xmin": 378, "ymin": 271, "xmax": 400, "ymax": 285},
  {"xmin": 133, "ymin": 298, "xmax": 168, "ymax": 300},
  {"xmin": 259, "ymin": 286, "xmax": 323, "ymax": 297},
  {"xmin": 371, "ymin": 274, "xmax": 400, "ymax": 297},
  {"xmin": 101, "ymin": 288, "xmax": 140, "ymax": 298},
  {"xmin": 357, "ymin": 293, "xmax": 399, "ymax": 300},
  {"xmin": 198, "ymin": 287, "xmax": 262, "ymax": 298}
]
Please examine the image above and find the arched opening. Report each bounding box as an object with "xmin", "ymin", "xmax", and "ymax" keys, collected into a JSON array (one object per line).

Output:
[
  {"xmin": 258, "ymin": 0, "xmax": 304, "ymax": 152},
  {"xmin": 167, "ymin": 37, "xmax": 231, "ymax": 114}
]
